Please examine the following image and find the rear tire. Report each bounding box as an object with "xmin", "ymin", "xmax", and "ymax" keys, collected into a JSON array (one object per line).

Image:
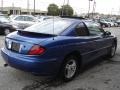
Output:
[{"xmin": 60, "ymin": 55, "xmax": 79, "ymax": 82}]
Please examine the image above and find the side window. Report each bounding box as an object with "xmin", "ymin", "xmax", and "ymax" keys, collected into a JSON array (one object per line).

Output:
[
  {"xmin": 15, "ymin": 16, "xmax": 24, "ymax": 21},
  {"xmin": 85, "ymin": 22, "xmax": 103, "ymax": 35},
  {"xmin": 24, "ymin": 16, "xmax": 34, "ymax": 21},
  {"xmin": 75, "ymin": 22, "xmax": 88, "ymax": 36}
]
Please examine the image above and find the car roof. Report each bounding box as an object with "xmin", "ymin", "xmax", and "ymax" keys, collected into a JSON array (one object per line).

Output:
[{"xmin": 14, "ymin": 15, "xmax": 35, "ymax": 18}]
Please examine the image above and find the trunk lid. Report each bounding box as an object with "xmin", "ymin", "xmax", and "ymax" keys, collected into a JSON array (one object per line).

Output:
[{"xmin": 6, "ymin": 31, "xmax": 55, "ymax": 55}]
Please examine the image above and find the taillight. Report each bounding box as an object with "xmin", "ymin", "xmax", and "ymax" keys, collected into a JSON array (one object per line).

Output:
[{"xmin": 28, "ymin": 45, "xmax": 45, "ymax": 55}]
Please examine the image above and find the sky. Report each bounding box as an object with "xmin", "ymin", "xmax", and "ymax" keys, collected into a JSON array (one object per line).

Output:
[{"xmin": 1, "ymin": 0, "xmax": 120, "ymax": 15}]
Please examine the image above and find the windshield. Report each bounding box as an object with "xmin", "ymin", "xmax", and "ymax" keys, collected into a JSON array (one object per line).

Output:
[
  {"xmin": 105, "ymin": 19, "xmax": 111, "ymax": 22},
  {"xmin": 0, "ymin": 15, "xmax": 9, "ymax": 23},
  {"xmin": 24, "ymin": 19, "xmax": 73, "ymax": 35}
]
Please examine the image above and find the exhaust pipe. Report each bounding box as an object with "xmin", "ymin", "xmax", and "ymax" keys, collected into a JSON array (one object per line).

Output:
[{"xmin": 4, "ymin": 64, "xmax": 8, "ymax": 67}]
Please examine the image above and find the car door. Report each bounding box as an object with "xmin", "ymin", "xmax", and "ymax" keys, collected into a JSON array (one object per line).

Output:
[
  {"xmin": 74, "ymin": 22, "xmax": 99, "ymax": 63},
  {"xmin": 85, "ymin": 22, "xmax": 112, "ymax": 58}
]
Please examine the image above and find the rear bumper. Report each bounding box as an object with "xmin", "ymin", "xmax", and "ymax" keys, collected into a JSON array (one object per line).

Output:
[{"xmin": 1, "ymin": 48, "xmax": 61, "ymax": 76}]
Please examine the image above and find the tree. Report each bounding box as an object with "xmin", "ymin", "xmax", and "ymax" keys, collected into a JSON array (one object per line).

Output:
[
  {"xmin": 60, "ymin": 5, "xmax": 74, "ymax": 16},
  {"xmin": 48, "ymin": 4, "xmax": 59, "ymax": 16}
]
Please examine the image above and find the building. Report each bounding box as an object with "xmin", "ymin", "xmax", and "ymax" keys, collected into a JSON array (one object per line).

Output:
[{"xmin": 0, "ymin": 7, "xmax": 47, "ymax": 15}]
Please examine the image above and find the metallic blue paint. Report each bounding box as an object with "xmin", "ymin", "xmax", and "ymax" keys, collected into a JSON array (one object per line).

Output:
[{"xmin": 1, "ymin": 19, "xmax": 117, "ymax": 76}]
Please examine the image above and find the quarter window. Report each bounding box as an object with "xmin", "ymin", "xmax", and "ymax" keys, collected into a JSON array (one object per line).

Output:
[{"xmin": 75, "ymin": 22, "xmax": 88, "ymax": 36}]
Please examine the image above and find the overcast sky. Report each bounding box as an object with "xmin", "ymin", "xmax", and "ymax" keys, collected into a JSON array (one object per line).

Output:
[{"xmin": 1, "ymin": 0, "xmax": 120, "ymax": 15}]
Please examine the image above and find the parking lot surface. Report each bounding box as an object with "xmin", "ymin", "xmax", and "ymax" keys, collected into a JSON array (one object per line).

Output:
[{"xmin": 0, "ymin": 27, "xmax": 120, "ymax": 90}]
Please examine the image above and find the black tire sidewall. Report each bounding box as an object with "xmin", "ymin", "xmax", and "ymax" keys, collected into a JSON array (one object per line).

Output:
[{"xmin": 108, "ymin": 43, "xmax": 116, "ymax": 58}]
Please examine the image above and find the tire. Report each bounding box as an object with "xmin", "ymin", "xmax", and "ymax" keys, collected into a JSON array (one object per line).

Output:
[
  {"xmin": 60, "ymin": 55, "xmax": 79, "ymax": 82},
  {"xmin": 4, "ymin": 29, "xmax": 10, "ymax": 35},
  {"xmin": 102, "ymin": 25, "xmax": 106, "ymax": 28},
  {"xmin": 108, "ymin": 24, "xmax": 111, "ymax": 28},
  {"xmin": 107, "ymin": 43, "xmax": 116, "ymax": 58}
]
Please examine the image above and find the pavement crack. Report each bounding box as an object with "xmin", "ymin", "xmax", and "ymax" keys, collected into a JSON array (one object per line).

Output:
[{"xmin": 22, "ymin": 79, "xmax": 65, "ymax": 90}]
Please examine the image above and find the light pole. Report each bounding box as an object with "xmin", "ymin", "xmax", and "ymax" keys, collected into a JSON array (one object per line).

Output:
[
  {"xmin": 1, "ymin": 0, "xmax": 3, "ymax": 12},
  {"xmin": 92, "ymin": 0, "xmax": 96, "ymax": 18},
  {"xmin": 33, "ymin": 0, "xmax": 35, "ymax": 16},
  {"xmin": 66, "ymin": 0, "xmax": 69, "ymax": 16},
  {"xmin": 67, "ymin": 0, "xmax": 69, "ymax": 5},
  {"xmin": 12, "ymin": 2, "xmax": 15, "ymax": 15},
  {"xmin": 27, "ymin": 0, "xmax": 30, "ymax": 14},
  {"xmin": 88, "ymin": 0, "xmax": 93, "ymax": 18},
  {"xmin": 62, "ymin": 0, "xmax": 65, "ymax": 16}
]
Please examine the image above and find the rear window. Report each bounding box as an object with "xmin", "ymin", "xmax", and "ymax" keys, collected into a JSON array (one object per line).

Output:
[{"xmin": 24, "ymin": 19, "xmax": 73, "ymax": 35}]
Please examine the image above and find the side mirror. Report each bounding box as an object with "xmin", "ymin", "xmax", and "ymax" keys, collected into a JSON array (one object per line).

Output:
[{"xmin": 104, "ymin": 31, "xmax": 111, "ymax": 36}]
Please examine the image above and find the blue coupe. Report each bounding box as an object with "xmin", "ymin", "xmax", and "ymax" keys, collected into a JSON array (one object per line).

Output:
[{"xmin": 1, "ymin": 18, "xmax": 117, "ymax": 81}]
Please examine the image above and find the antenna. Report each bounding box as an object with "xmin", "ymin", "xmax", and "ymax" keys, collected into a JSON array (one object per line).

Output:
[
  {"xmin": 52, "ymin": 15, "xmax": 55, "ymax": 40},
  {"xmin": 33, "ymin": 0, "xmax": 36, "ymax": 16}
]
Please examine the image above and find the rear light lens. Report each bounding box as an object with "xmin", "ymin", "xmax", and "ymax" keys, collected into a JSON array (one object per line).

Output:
[{"xmin": 28, "ymin": 45, "xmax": 45, "ymax": 55}]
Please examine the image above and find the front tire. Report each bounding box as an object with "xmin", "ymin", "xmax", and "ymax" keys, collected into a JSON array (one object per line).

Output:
[
  {"xmin": 107, "ymin": 43, "xmax": 116, "ymax": 58},
  {"xmin": 60, "ymin": 56, "xmax": 79, "ymax": 82}
]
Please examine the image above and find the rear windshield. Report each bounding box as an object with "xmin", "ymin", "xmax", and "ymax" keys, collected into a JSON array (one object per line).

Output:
[{"xmin": 24, "ymin": 19, "xmax": 73, "ymax": 35}]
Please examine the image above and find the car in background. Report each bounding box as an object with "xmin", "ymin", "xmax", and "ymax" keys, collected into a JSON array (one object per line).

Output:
[
  {"xmin": 116, "ymin": 19, "xmax": 120, "ymax": 26},
  {"xmin": 36, "ymin": 16, "xmax": 52, "ymax": 22},
  {"xmin": 36, "ymin": 16, "xmax": 61, "ymax": 22},
  {"xmin": 112, "ymin": 20, "xmax": 118, "ymax": 27},
  {"xmin": 99, "ymin": 19, "xmax": 111, "ymax": 28},
  {"xmin": 10, "ymin": 15, "xmax": 39, "ymax": 29},
  {"xmin": 105, "ymin": 19, "xmax": 115, "ymax": 27},
  {"xmin": 0, "ymin": 15, "xmax": 16, "ymax": 35},
  {"xmin": 1, "ymin": 18, "xmax": 117, "ymax": 81}
]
